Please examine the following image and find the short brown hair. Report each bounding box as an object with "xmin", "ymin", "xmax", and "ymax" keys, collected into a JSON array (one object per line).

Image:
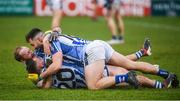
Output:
[
  {"xmin": 25, "ymin": 59, "xmax": 38, "ymax": 73},
  {"xmin": 26, "ymin": 28, "xmax": 42, "ymax": 42},
  {"xmin": 14, "ymin": 47, "xmax": 23, "ymax": 62}
]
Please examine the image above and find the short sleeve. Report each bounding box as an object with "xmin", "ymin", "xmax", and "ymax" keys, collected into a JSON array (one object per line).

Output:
[{"xmin": 50, "ymin": 40, "xmax": 62, "ymax": 55}]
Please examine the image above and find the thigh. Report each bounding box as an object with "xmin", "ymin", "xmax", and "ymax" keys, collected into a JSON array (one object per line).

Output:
[
  {"xmin": 108, "ymin": 51, "xmax": 136, "ymax": 69},
  {"xmin": 85, "ymin": 60, "xmax": 105, "ymax": 88}
]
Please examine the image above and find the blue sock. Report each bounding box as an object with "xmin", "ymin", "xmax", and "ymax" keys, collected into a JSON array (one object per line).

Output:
[
  {"xmin": 135, "ymin": 50, "xmax": 143, "ymax": 59},
  {"xmin": 157, "ymin": 69, "xmax": 169, "ymax": 79},
  {"xmin": 154, "ymin": 81, "xmax": 164, "ymax": 89},
  {"xmin": 115, "ymin": 74, "xmax": 128, "ymax": 84}
]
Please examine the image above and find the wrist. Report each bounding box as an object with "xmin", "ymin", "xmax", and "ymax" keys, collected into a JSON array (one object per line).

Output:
[
  {"xmin": 51, "ymin": 26, "xmax": 59, "ymax": 30},
  {"xmin": 38, "ymin": 75, "xmax": 43, "ymax": 81},
  {"xmin": 38, "ymin": 76, "xmax": 43, "ymax": 81}
]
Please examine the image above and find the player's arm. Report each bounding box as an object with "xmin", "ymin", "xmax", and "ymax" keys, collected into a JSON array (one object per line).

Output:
[
  {"xmin": 40, "ymin": 51, "xmax": 63, "ymax": 79},
  {"xmin": 52, "ymin": 9, "xmax": 62, "ymax": 32},
  {"xmin": 40, "ymin": 40, "xmax": 63, "ymax": 80}
]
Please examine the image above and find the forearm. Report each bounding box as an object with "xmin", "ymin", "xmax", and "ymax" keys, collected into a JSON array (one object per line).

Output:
[{"xmin": 52, "ymin": 10, "xmax": 62, "ymax": 29}]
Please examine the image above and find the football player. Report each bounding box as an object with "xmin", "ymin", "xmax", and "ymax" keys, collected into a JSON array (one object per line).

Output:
[{"xmin": 104, "ymin": 0, "xmax": 125, "ymax": 44}]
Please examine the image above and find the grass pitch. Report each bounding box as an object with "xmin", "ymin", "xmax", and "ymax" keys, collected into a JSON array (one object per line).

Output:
[{"xmin": 0, "ymin": 16, "xmax": 180, "ymax": 100}]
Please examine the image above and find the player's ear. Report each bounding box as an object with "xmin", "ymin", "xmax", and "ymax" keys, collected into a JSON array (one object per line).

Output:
[
  {"xmin": 38, "ymin": 36, "xmax": 43, "ymax": 42},
  {"xmin": 29, "ymin": 38, "xmax": 33, "ymax": 43},
  {"xmin": 36, "ymin": 36, "xmax": 41, "ymax": 42}
]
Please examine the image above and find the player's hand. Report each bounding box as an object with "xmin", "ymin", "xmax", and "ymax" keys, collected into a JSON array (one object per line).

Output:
[
  {"xmin": 48, "ymin": 31, "xmax": 60, "ymax": 42},
  {"xmin": 52, "ymin": 26, "xmax": 62, "ymax": 32}
]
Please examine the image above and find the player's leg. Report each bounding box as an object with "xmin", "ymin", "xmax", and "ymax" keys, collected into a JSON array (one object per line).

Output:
[
  {"xmin": 115, "ymin": 9, "xmax": 124, "ymax": 42},
  {"xmin": 84, "ymin": 42, "xmax": 138, "ymax": 89},
  {"xmin": 52, "ymin": 9, "xmax": 63, "ymax": 30},
  {"xmin": 46, "ymin": 0, "xmax": 63, "ymax": 31},
  {"xmin": 105, "ymin": 8, "xmax": 123, "ymax": 45},
  {"xmin": 85, "ymin": 61, "xmax": 139, "ymax": 89},
  {"xmin": 105, "ymin": 9, "xmax": 117, "ymax": 37},
  {"xmin": 85, "ymin": 60, "xmax": 113, "ymax": 89},
  {"xmin": 137, "ymin": 75, "xmax": 178, "ymax": 88},
  {"xmin": 108, "ymin": 51, "xmax": 170, "ymax": 78},
  {"xmin": 107, "ymin": 66, "xmax": 172, "ymax": 89},
  {"xmin": 126, "ymin": 38, "xmax": 151, "ymax": 61},
  {"xmin": 91, "ymin": 0, "xmax": 98, "ymax": 21}
]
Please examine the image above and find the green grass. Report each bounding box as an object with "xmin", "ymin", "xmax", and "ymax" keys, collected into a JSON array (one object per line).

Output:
[{"xmin": 0, "ymin": 16, "xmax": 180, "ymax": 100}]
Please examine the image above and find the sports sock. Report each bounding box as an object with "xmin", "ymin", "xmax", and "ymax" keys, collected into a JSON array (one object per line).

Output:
[
  {"xmin": 115, "ymin": 74, "xmax": 128, "ymax": 84},
  {"xmin": 112, "ymin": 35, "xmax": 117, "ymax": 40},
  {"xmin": 135, "ymin": 50, "xmax": 144, "ymax": 59},
  {"xmin": 116, "ymin": 35, "xmax": 123, "ymax": 40},
  {"xmin": 154, "ymin": 81, "xmax": 164, "ymax": 89},
  {"xmin": 157, "ymin": 69, "xmax": 169, "ymax": 79}
]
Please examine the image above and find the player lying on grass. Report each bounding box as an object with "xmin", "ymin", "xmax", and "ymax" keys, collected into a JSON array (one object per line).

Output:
[
  {"xmin": 26, "ymin": 55, "xmax": 172, "ymax": 89},
  {"xmin": 15, "ymin": 37, "xmax": 179, "ymax": 88},
  {"xmin": 14, "ymin": 45, "xmax": 147, "ymax": 89},
  {"xmin": 14, "ymin": 45, "xmax": 172, "ymax": 89},
  {"xmin": 24, "ymin": 28, "xmax": 179, "ymax": 89}
]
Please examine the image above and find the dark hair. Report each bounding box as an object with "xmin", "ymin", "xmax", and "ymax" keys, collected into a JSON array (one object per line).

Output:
[
  {"xmin": 25, "ymin": 59, "xmax": 38, "ymax": 73},
  {"xmin": 26, "ymin": 28, "xmax": 42, "ymax": 42},
  {"xmin": 14, "ymin": 47, "xmax": 23, "ymax": 62}
]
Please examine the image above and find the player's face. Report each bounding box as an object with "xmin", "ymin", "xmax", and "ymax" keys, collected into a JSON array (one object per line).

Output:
[
  {"xmin": 29, "ymin": 37, "xmax": 42, "ymax": 49},
  {"xmin": 19, "ymin": 47, "xmax": 33, "ymax": 61}
]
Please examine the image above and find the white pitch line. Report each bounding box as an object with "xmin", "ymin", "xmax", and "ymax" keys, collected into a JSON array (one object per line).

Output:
[{"xmin": 126, "ymin": 21, "xmax": 180, "ymax": 32}]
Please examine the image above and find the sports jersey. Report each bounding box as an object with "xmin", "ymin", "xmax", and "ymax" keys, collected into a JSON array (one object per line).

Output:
[
  {"xmin": 50, "ymin": 34, "xmax": 91, "ymax": 67},
  {"xmin": 41, "ymin": 55, "xmax": 87, "ymax": 89},
  {"xmin": 51, "ymin": 64, "xmax": 109, "ymax": 89},
  {"xmin": 52, "ymin": 65, "xmax": 87, "ymax": 88},
  {"xmin": 34, "ymin": 46, "xmax": 45, "ymax": 59}
]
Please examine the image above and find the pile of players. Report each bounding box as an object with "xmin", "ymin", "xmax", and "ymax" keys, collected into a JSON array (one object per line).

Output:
[{"xmin": 14, "ymin": 28, "xmax": 179, "ymax": 89}]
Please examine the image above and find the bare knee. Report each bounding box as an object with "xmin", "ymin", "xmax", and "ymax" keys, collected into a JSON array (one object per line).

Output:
[
  {"xmin": 86, "ymin": 81, "xmax": 104, "ymax": 90},
  {"xmin": 87, "ymin": 84, "xmax": 100, "ymax": 90}
]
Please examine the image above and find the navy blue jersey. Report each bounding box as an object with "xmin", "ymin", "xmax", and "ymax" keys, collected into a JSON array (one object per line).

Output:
[
  {"xmin": 52, "ymin": 64, "xmax": 86, "ymax": 89},
  {"xmin": 34, "ymin": 47, "xmax": 45, "ymax": 59},
  {"xmin": 41, "ymin": 55, "xmax": 86, "ymax": 89}
]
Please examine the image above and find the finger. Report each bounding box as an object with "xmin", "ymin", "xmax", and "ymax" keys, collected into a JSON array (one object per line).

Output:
[
  {"xmin": 53, "ymin": 36, "xmax": 56, "ymax": 41},
  {"xmin": 49, "ymin": 36, "xmax": 52, "ymax": 42}
]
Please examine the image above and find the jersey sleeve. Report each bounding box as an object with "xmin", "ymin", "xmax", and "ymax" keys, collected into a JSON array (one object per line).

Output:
[{"xmin": 50, "ymin": 40, "xmax": 62, "ymax": 55}]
